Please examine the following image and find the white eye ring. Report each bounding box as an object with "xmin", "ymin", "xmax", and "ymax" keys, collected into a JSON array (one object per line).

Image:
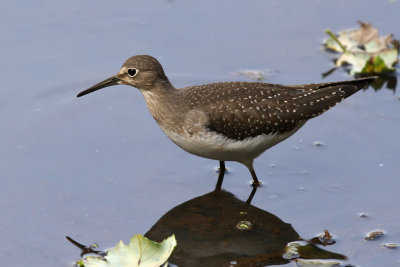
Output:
[{"xmin": 127, "ymin": 68, "xmax": 138, "ymax": 77}]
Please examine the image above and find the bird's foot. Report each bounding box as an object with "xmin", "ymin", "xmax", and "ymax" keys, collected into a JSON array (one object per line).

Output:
[{"xmin": 250, "ymin": 180, "xmax": 262, "ymax": 187}]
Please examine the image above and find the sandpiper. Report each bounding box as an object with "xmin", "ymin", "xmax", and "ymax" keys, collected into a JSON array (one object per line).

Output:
[{"xmin": 77, "ymin": 55, "xmax": 376, "ymax": 187}]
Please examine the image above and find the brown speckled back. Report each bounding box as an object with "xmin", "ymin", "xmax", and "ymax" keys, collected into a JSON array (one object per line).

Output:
[{"xmin": 175, "ymin": 78, "xmax": 373, "ymax": 140}]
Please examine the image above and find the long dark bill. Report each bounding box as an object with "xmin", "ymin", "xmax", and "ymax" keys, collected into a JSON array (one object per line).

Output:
[{"xmin": 77, "ymin": 76, "xmax": 120, "ymax": 97}]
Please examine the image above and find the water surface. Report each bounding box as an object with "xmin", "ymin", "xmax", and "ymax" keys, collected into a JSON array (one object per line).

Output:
[{"xmin": 1, "ymin": 0, "xmax": 399, "ymax": 266}]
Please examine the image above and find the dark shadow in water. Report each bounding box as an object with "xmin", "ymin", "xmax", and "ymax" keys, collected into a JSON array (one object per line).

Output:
[
  {"xmin": 322, "ymin": 67, "xmax": 398, "ymax": 93},
  {"xmin": 67, "ymin": 186, "xmax": 346, "ymax": 266},
  {"xmin": 145, "ymin": 186, "xmax": 346, "ymax": 267},
  {"xmin": 366, "ymin": 73, "xmax": 398, "ymax": 92}
]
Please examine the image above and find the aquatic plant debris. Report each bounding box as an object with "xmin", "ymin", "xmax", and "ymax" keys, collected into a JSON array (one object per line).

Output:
[
  {"xmin": 324, "ymin": 21, "xmax": 399, "ymax": 75},
  {"xmin": 294, "ymin": 258, "xmax": 344, "ymax": 266},
  {"xmin": 382, "ymin": 243, "xmax": 398, "ymax": 249},
  {"xmin": 76, "ymin": 234, "xmax": 177, "ymax": 267},
  {"xmin": 283, "ymin": 241, "xmax": 304, "ymax": 259},
  {"xmin": 309, "ymin": 230, "xmax": 336, "ymax": 246},
  {"xmin": 237, "ymin": 70, "xmax": 265, "ymax": 81},
  {"xmin": 365, "ymin": 229, "xmax": 384, "ymax": 240},
  {"xmin": 67, "ymin": 236, "xmax": 106, "ymax": 258},
  {"xmin": 313, "ymin": 141, "xmax": 324, "ymax": 147},
  {"xmin": 316, "ymin": 230, "xmax": 335, "ymax": 246},
  {"xmin": 359, "ymin": 212, "xmax": 368, "ymax": 218},
  {"xmin": 236, "ymin": 220, "xmax": 252, "ymax": 230},
  {"xmin": 283, "ymin": 241, "xmax": 346, "ymax": 262}
]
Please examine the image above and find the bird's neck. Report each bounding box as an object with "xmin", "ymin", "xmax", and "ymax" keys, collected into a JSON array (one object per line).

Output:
[{"xmin": 140, "ymin": 82, "xmax": 181, "ymax": 130}]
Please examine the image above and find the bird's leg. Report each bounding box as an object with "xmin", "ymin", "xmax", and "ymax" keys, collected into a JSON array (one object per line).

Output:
[
  {"xmin": 243, "ymin": 160, "xmax": 261, "ymax": 187},
  {"xmin": 215, "ymin": 161, "xmax": 226, "ymax": 191},
  {"xmin": 249, "ymin": 167, "xmax": 260, "ymax": 187},
  {"xmin": 245, "ymin": 185, "xmax": 258, "ymax": 206}
]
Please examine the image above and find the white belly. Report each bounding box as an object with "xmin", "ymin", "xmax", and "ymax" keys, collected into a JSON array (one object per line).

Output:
[{"xmin": 161, "ymin": 124, "xmax": 304, "ymax": 165}]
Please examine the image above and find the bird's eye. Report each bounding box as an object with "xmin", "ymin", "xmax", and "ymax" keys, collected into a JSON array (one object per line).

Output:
[{"xmin": 127, "ymin": 68, "xmax": 138, "ymax": 77}]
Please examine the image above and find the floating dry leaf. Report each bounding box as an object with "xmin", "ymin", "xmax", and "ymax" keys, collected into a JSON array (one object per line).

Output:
[
  {"xmin": 324, "ymin": 21, "xmax": 399, "ymax": 75},
  {"xmin": 78, "ymin": 234, "xmax": 176, "ymax": 267}
]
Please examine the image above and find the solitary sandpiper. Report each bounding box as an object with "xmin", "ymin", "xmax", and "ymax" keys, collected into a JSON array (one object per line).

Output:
[{"xmin": 77, "ymin": 55, "xmax": 376, "ymax": 188}]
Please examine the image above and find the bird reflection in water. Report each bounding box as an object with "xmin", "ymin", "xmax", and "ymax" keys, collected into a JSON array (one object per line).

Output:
[
  {"xmin": 68, "ymin": 184, "xmax": 347, "ymax": 266},
  {"xmin": 145, "ymin": 185, "xmax": 346, "ymax": 266}
]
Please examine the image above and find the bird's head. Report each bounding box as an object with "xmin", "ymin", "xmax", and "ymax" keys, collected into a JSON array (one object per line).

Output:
[{"xmin": 77, "ymin": 55, "xmax": 170, "ymax": 97}]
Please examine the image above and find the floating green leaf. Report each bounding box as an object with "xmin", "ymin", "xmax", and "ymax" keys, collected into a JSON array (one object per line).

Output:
[
  {"xmin": 79, "ymin": 234, "xmax": 176, "ymax": 267},
  {"xmin": 362, "ymin": 56, "xmax": 392, "ymax": 74},
  {"xmin": 324, "ymin": 21, "xmax": 399, "ymax": 75}
]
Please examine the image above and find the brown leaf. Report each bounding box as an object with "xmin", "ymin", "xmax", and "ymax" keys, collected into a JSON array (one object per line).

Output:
[{"xmin": 351, "ymin": 21, "xmax": 379, "ymax": 45}]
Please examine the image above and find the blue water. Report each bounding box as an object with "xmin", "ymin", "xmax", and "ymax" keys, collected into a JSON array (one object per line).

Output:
[{"xmin": 1, "ymin": 0, "xmax": 399, "ymax": 266}]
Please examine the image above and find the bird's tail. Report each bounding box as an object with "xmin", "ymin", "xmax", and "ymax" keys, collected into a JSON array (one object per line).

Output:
[
  {"xmin": 292, "ymin": 76, "xmax": 377, "ymax": 119},
  {"xmin": 317, "ymin": 76, "xmax": 377, "ymax": 98}
]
